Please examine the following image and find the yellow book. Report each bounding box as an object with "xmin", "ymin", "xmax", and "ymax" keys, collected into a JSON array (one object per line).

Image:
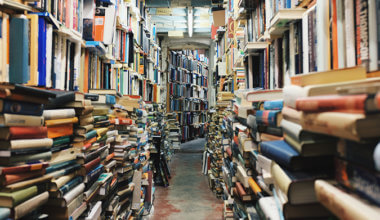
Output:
[
  {"xmin": 290, "ymin": 66, "xmax": 367, "ymax": 87},
  {"xmin": 26, "ymin": 14, "xmax": 39, "ymax": 86}
]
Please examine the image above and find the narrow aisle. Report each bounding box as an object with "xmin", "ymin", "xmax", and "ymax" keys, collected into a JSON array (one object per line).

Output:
[{"xmin": 152, "ymin": 138, "xmax": 223, "ymax": 220}]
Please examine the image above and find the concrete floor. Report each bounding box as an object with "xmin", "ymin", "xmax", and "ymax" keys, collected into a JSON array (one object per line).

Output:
[{"xmin": 152, "ymin": 138, "xmax": 223, "ymax": 220}]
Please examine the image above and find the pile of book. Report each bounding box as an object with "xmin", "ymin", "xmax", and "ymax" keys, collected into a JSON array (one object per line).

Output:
[
  {"xmin": 147, "ymin": 104, "xmax": 171, "ymax": 187},
  {"xmin": 165, "ymin": 113, "xmax": 181, "ymax": 149},
  {"xmin": 0, "ymin": 84, "xmax": 56, "ymax": 219},
  {"xmin": 281, "ymin": 70, "xmax": 380, "ymax": 219},
  {"xmin": 203, "ymin": 104, "xmax": 234, "ymax": 199}
]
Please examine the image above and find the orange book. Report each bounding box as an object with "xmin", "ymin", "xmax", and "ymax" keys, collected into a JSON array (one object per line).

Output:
[
  {"xmin": 331, "ymin": 0, "xmax": 338, "ymax": 69},
  {"xmin": 94, "ymin": 15, "xmax": 105, "ymax": 42},
  {"xmin": 47, "ymin": 124, "xmax": 74, "ymax": 139},
  {"xmin": 45, "ymin": 117, "xmax": 78, "ymax": 127},
  {"xmin": 1, "ymin": 169, "xmax": 45, "ymax": 186},
  {"xmin": 84, "ymin": 51, "xmax": 89, "ymax": 93}
]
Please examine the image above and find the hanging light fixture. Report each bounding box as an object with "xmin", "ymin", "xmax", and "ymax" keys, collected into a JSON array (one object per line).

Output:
[{"xmin": 188, "ymin": 7, "xmax": 193, "ymax": 37}]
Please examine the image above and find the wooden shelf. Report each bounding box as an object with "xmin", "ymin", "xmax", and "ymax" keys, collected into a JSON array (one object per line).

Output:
[
  {"xmin": 2, "ymin": 0, "xmax": 32, "ymax": 11},
  {"xmin": 269, "ymin": 9, "xmax": 306, "ymax": 37},
  {"xmin": 244, "ymin": 42, "xmax": 270, "ymax": 54}
]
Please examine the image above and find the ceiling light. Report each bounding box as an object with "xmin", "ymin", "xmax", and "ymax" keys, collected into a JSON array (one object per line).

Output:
[{"xmin": 188, "ymin": 7, "xmax": 193, "ymax": 37}]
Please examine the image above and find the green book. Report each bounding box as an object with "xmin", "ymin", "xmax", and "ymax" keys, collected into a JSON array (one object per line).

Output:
[
  {"xmin": 53, "ymin": 136, "xmax": 71, "ymax": 147},
  {"xmin": 0, "ymin": 186, "xmax": 37, "ymax": 207}
]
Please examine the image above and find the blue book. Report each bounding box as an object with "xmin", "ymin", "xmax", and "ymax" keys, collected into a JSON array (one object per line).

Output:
[
  {"xmin": 255, "ymin": 110, "xmax": 281, "ymax": 127},
  {"xmin": 59, "ymin": 176, "xmax": 83, "ymax": 196},
  {"xmin": 45, "ymin": 160, "xmax": 77, "ymax": 174},
  {"xmin": 1, "ymin": 99, "xmax": 43, "ymax": 116},
  {"xmin": 263, "ymin": 100, "xmax": 283, "ymax": 110},
  {"xmin": 260, "ymin": 140, "xmax": 333, "ymax": 171},
  {"xmin": 9, "ymin": 17, "xmax": 29, "ymax": 84},
  {"xmin": 38, "ymin": 16, "xmax": 47, "ymax": 86},
  {"xmin": 105, "ymin": 95, "xmax": 116, "ymax": 104}
]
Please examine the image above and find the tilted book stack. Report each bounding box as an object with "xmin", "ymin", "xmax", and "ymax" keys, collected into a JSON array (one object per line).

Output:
[{"xmin": 0, "ymin": 84, "xmax": 55, "ymax": 219}]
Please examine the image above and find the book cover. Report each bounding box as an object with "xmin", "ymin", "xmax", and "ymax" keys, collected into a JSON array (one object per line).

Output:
[
  {"xmin": 47, "ymin": 124, "xmax": 74, "ymax": 139},
  {"xmin": 0, "ymin": 138, "xmax": 52, "ymax": 150},
  {"xmin": 260, "ymin": 140, "xmax": 333, "ymax": 171},
  {"xmin": 13, "ymin": 191, "xmax": 49, "ymax": 219},
  {"xmin": 0, "ymin": 185, "xmax": 37, "ymax": 207},
  {"xmin": 256, "ymin": 110, "xmax": 282, "ymax": 127},
  {"xmin": 0, "ymin": 114, "xmax": 44, "ymax": 127},
  {"xmin": 9, "ymin": 16, "xmax": 29, "ymax": 84},
  {"xmin": 43, "ymin": 109, "xmax": 76, "ymax": 120},
  {"xmin": 0, "ymin": 126, "xmax": 47, "ymax": 140},
  {"xmin": 0, "ymin": 169, "xmax": 45, "ymax": 186},
  {"xmin": 0, "ymin": 99, "xmax": 43, "ymax": 116}
]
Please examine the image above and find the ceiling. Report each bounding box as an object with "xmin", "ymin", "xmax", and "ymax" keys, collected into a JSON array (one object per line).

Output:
[{"xmin": 147, "ymin": 0, "xmax": 213, "ymax": 36}]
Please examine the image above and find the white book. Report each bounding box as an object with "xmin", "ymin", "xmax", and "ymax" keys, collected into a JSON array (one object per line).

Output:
[
  {"xmin": 74, "ymin": 42, "xmax": 81, "ymax": 90},
  {"xmin": 46, "ymin": 24, "xmax": 53, "ymax": 87},
  {"xmin": 103, "ymin": 5, "xmax": 116, "ymax": 45},
  {"xmin": 302, "ymin": 10, "xmax": 309, "ymax": 74},
  {"xmin": 345, "ymin": 0, "xmax": 356, "ymax": 67},
  {"xmin": 85, "ymin": 201, "xmax": 102, "ymax": 220},
  {"xmin": 289, "ymin": 24, "xmax": 295, "ymax": 76},
  {"xmin": 337, "ymin": 0, "xmax": 346, "ymax": 69},
  {"xmin": 368, "ymin": 0, "xmax": 378, "ymax": 71},
  {"xmin": 316, "ymin": 0, "xmax": 330, "ymax": 71},
  {"xmin": 258, "ymin": 197, "xmax": 281, "ymax": 220},
  {"xmin": 63, "ymin": 183, "xmax": 85, "ymax": 207},
  {"xmin": 60, "ymin": 36, "xmax": 67, "ymax": 90}
]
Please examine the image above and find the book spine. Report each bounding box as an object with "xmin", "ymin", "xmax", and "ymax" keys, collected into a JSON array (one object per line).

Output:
[
  {"xmin": 263, "ymin": 100, "xmax": 283, "ymax": 110},
  {"xmin": 2, "ymin": 100, "xmax": 43, "ymax": 116},
  {"xmin": 84, "ymin": 157, "xmax": 101, "ymax": 173},
  {"xmin": 10, "ymin": 138, "xmax": 53, "ymax": 150},
  {"xmin": 7, "ymin": 127, "xmax": 47, "ymax": 140},
  {"xmin": 255, "ymin": 110, "xmax": 280, "ymax": 127},
  {"xmin": 13, "ymin": 191, "xmax": 49, "ymax": 219},
  {"xmin": 43, "ymin": 109, "xmax": 76, "ymax": 120},
  {"xmin": 59, "ymin": 176, "xmax": 83, "ymax": 196},
  {"xmin": 335, "ymin": 158, "xmax": 380, "ymax": 205},
  {"xmin": 3, "ymin": 114, "xmax": 44, "ymax": 127},
  {"xmin": 62, "ymin": 183, "xmax": 85, "ymax": 207},
  {"xmin": 295, "ymin": 94, "xmax": 367, "ymax": 112}
]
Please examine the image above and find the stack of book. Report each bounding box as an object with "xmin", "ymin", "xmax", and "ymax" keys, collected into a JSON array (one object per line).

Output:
[
  {"xmin": 0, "ymin": 84, "xmax": 56, "ymax": 219},
  {"xmin": 147, "ymin": 104, "xmax": 171, "ymax": 187},
  {"xmin": 283, "ymin": 71, "xmax": 380, "ymax": 218},
  {"xmin": 165, "ymin": 113, "xmax": 181, "ymax": 149},
  {"xmin": 203, "ymin": 105, "xmax": 234, "ymax": 199},
  {"xmin": 42, "ymin": 91, "xmax": 87, "ymax": 220}
]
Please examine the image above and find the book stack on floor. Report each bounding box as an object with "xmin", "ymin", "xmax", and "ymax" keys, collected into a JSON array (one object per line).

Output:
[
  {"xmin": 147, "ymin": 104, "xmax": 171, "ymax": 187},
  {"xmin": 282, "ymin": 70, "xmax": 380, "ymax": 219},
  {"xmin": 203, "ymin": 103, "xmax": 234, "ymax": 200},
  {"xmin": 0, "ymin": 84, "xmax": 56, "ymax": 219},
  {"xmin": 41, "ymin": 91, "xmax": 88, "ymax": 220},
  {"xmin": 165, "ymin": 113, "xmax": 181, "ymax": 149}
]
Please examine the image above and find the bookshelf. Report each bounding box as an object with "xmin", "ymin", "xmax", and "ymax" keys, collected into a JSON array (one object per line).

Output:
[
  {"xmin": 0, "ymin": 0, "xmax": 165, "ymax": 219},
  {"xmin": 206, "ymin": 0, "xmax": 380, "ymax": 219},
  {"xmin": 167, "ymin": 50, "xmax": 209, "ymax": 142}
]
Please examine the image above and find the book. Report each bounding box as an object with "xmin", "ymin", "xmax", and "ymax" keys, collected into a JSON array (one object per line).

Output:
[
  {"xmin": 283, "ymin": 133, "xmax": 336, "ymax": 157},
  {"xmin": 301, "ymin": 112, "xmax": 380, "ymax": 141},
  {"xmin": 315, "ymin": 180, "xmax": 380, "ymax": 219},
  {"xmin": 290, "ymin": 66, "xmax": 367, "ymax": 86},
  {"xmin": 0, "ymin": 151, "xmax": 52, "ymax": 166},
  {"xmin": 9, "ymin": 16, "xmax": 29, "ymax": 84},
  {"xmin": 0, "ymin": 169, "xmax": 45, "ymax": 186},
  {"xmin": 0, "ymin": 162, "xmax": 49, "ymax": 175},
  {"xmin": 335, "ymin": 158, "xmax": 380, "ymax": 205},
  {"xmin": 43, "ymin": 109, "xmax": 76, "ymax": 120},
  {"xmin": 271, "ymin": 162, "xmax": 332, "ymax": 205},
  {"xmin": 47, "ymin": 124, "xmax": 74, "ymax": 139},
  {"xmin": 45, "ymin": 117, "xmax": 79, "ymax": 126},
  {"xmin": 13, "ymin": 191, "xmax": 49, "ymax": 219},
  {"xmin": 260, "ymin": 140, "xmax": 333, "ymax": 171},
  {"xmin": 255, "ymin": 110, "xmax": 282, "ymax": 127},
  {"xmin": 0, "ymin": 186, "xmax": 38, "ymax": 208},
  {"xmin": 0, "ymin": 114, "xmax": 44, "ymax": 127},
  {"xmin": 0, "ymin": 126, "xmax": 47, "ymax": 140},
  {"xmin": 245, "ymin": 90, "xmax": 283, "ymax": 102},
  {"xmin": 0, "ymin": 138, "xmax": 53, "ymax": 150},
  {"xmin": 48, "ymin": 183, "xmax": 85, "ymax": 207},
  {"xmin": 0, "ymin": 99, "xmax": 43, "ymax": 116}
]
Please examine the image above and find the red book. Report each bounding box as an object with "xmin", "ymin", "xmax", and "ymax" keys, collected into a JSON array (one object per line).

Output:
[
  {"xmin": 235, "ymin": 182, "xmax": 247, "ymax": 197},
  {"xmin": 1, "ymin": 169, "xmax": 45, "ymax": 186},
  {"xmin": 0, "ymin": 126, "xmax": 47, "ymax": 140},
  {"xmin": 83, "ymin": 157, "xmax": 101, "ymax": 174},
  {"xmin": 0, "ymin": 162, "xmax": 49, "ymax": 175},
  {"xmin": 117, "ymin": 118, "xmax": 133, "ymax": 125},
  {"xmin": 295, "ymin": 94, "xmax": 368, "ymax": 112}
]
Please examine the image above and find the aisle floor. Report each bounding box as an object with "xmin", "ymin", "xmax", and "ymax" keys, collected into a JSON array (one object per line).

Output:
[{"xmin": 152, "ymin": 138, "xmax": 223, "ymax": 220}]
